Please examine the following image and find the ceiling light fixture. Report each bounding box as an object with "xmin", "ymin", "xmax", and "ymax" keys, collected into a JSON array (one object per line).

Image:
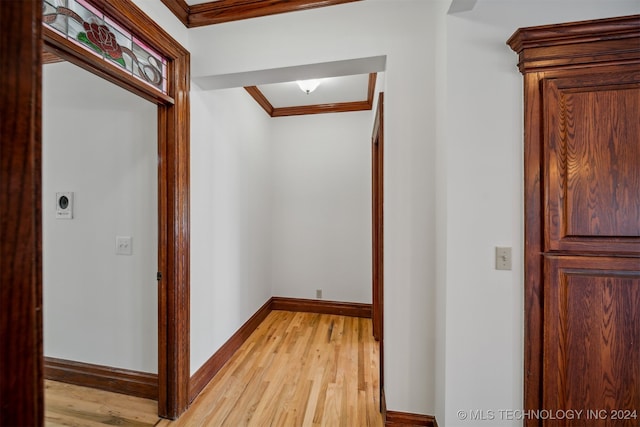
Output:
[{"xmin": 296, "ymin": 79, "xmax": 321, "ymax": 94}]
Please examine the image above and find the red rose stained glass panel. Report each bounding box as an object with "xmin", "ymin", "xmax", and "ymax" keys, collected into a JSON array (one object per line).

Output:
[{"xmin": 43, "ymin": 0, "xmax": 168, "ymax": 93}]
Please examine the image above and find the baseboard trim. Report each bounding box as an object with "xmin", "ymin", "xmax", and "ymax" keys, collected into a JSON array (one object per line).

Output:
[
  {"xmin": 188, "ymin": 298, "xmax": 273, "ymax": 403},
  {"xmin": 44, "ymin": 357, "xmax": 158, "ymax": 400},
  {"xmin": 271, "ymin": 296, "xmax": 372, "ymax": 318},
  {"xmin": 386, "ymin": 410, "xmax": 438, "ymax": 427}
]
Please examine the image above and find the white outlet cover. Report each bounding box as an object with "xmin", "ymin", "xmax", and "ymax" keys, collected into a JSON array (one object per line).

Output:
[{"xmin": 116, "ymin": 236, "xmax": 133, "ymax": 255}]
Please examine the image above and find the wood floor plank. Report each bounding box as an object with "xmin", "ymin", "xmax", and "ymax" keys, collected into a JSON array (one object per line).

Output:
[
  {"xmin": 301, "ymin": 367, "xmax": 323, "ymax": 427},
  {"xmin": 47, "ymin": 311, "xmax": 382, "ymax": 427}
]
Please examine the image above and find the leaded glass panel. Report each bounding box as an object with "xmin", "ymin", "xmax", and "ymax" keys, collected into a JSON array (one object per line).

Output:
[{"xmin": 43, "ymin": 0, "xmax": 168, "ymax": 93}]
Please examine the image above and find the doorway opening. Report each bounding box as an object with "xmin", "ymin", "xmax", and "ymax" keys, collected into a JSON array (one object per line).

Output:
[
  {"xmin": 40, "ymin": 0, "xmax": 190, "ymax": 419},
  {"xmin": 42, "ymin": 57, "xmax": 158, "ymax": 398}
]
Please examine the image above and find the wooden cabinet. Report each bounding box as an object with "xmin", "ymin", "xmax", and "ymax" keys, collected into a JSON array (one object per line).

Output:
[
  {"xmin": 544, "ymin": 256, "xmax": 639, "ymax": 419},
  {"xmin": 508, "ymin": 15, "xmax": 640, "ymax": 427}
]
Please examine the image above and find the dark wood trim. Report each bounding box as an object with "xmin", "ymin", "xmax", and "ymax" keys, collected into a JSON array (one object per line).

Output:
[
  {"xmin": 41, "ymin": 0, "xmax": 191, "ymax": 419},
  {"xmin": 507, "ymin": 14, "xmax": 639, "ymax": 51},
  {"xmin": 189, "ymin": 299, "xmax": 273, "ymax": 402},
  {"xmin": 244, "ymin": 73, "xmax": 377, "ymax": 117},
  {"xmin": 371, "ymin": 92, "xmax": 384, "ymax": 400},
  {"xmin": 43, "ymin": 50, "xmax": 64, "ymax": 65},
  {"xmin": 245, "ymin": 86, "xmax": 275, "ymax": 116},
  {"xmin": 367, "ymin": 72, "xmax": 377, "ymax": 105},
  {"xmin": 507, "ymin": 14, "xmax": 640, "ymax": 73},
  {"xmin": 520, "ymin": 70, "xmax": 544, "ymax": 427},
  {"xmin": 160, "ymin": 0, "xmax": 190, "ymax": 26},
  {"xmin": 189, "ymin": 0, "xmax": 360, "ymax": 23},
  {"xmin": 371, "ymin": 92, "xmax": 384, "ymax": 341},
  {"xmin": 0, "ymin": 1, "xmax": 43, "ymax": 425},
  {"xmin": 44, "ymin": 357, "xmax": 158, "ymax": 400},
  {"xmin": 271, "ymin": 297, "xmax": 372, "ymax": 318},
  {"xmin": 184, "ymin": 0, "xmax": 361, "ymax": 28},
  {"xmin": 385, "ymin": 411, "xmax": 437, "ymax": 427},
  {"xmin": 272, "ymin": 100, "xmax": 372, "ymax": 117},
  {"xmin": 157, "ymin": 42, "xmax": 191, "ymax": 422}
]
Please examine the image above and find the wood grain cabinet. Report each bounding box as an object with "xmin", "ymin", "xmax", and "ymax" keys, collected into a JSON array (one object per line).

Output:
[{"xmin": 508, "ymin": 15, "xmax": 640, "ymax": 427}]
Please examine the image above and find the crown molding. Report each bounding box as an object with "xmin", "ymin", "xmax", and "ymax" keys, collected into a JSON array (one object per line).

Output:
[
  {"xmin": 507, "ymin": 14, "xmax": 640, "ymax": 73},
  {"xmin": 507, "ymin": 14, "xmax": 639, "ymax": 54},
  {"xmin": 160, "ymin": 0, "xmax": 190, "ymax": 25},
  {"xmin": 271, "ymin": 100, "xmax": 371, "ymax": 117},
  {"xmin": 244, "ymin": 85, "xmax": 274, "ymax": 115},
  {"xmin": 162, "ymin": 0, "xmax": 361, "ymax": 28},
  {"xmin": 245, "ymin": 73, "xmax": 377, "ymax": 117}
]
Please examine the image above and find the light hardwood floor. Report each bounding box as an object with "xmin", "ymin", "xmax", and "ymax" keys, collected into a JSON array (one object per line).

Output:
[
  {"xmin": 45, "ymin": 311, "xmax": 382, "ymax": 427},
  {"xmin": 45, "ymin": 380, "xmax": 159, "ymax": 426}
]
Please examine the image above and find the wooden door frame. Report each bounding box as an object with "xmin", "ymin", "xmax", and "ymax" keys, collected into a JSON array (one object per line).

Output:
[
  {"xmin": 1, "ymin": 0, "xmax": 191, "ymax": 421},
  {"xmin": 0, "ymin": 1, "xmax": 44, "ymax": 425},
  {"xmin": 371, "ymin": 92, "xmax": 384, "ymax": 404}
]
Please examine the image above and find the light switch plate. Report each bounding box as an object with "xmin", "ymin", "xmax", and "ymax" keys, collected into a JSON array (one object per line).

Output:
[{"xmin": 495, "ymin": 247, "xmax": 512, "ymax": 270}]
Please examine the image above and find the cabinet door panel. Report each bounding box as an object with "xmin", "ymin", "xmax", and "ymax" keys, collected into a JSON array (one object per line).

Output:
[
  {"xmin": 544, "ymin": 256, "xmax": 640, "ymax": 427},
  {"xmin": 544, "ymin": 72, "xmax": 640, "ymax": 255}
]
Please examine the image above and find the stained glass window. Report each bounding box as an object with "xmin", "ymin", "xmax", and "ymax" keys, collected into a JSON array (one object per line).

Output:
[{"xmin": 43, "ymin": 0, "xmax": 168, "ymax": 94}]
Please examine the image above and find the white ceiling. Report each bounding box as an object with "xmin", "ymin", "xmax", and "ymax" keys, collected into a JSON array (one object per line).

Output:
[
  {"xmin": 194, "ymin": 56, "xmax": 386, "ymax": 90},
  {"xmin": 258, "ymin": 74, "xmax": 370, "ymax": 108},
  {"xmin": 448, "ymin": 0, "xmax": 478, "ymax": 14},
  {"xmin": 193, "ymin": 56, "xmax": 385, "ymax": 112}
]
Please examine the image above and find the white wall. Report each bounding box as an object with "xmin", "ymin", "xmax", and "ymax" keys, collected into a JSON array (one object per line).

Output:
[
  {"xmin": 189, "ymin": 86, "xmax": 273, "ymax": 374},
  {"xmin": 43, "ymin": 61, "xmax": 158, "ymax": 373},
  {"xmin": 440, "ymin": 2, "xmax": 640, "ymax": 426},
  {"xmin": 442, "ymin": 12, "xmax": 523, "ymax": 427},
  {"xmin": 271, "ymin": 112, "xmax": 373, "ymax": 303}
]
